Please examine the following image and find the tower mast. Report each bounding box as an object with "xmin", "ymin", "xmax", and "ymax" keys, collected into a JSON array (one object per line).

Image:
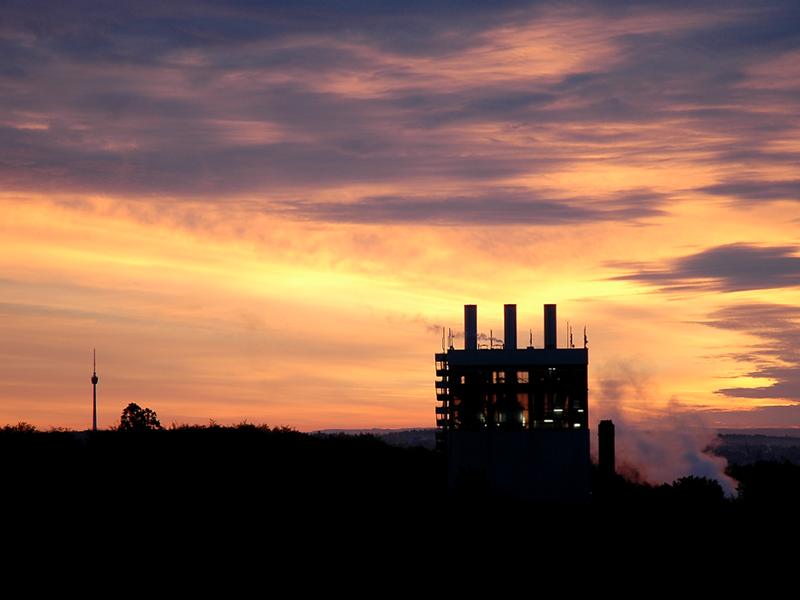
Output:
[{"xmin": 91, "ymin": 349, "xmax": 99, "ymax": 432}]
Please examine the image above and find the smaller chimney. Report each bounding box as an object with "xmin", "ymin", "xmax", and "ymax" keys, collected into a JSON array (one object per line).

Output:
[
  {"xmin": 544, "ymin": 304, "xmax": 557, "ymax": 349},
  {"xmin": 464, "ymin": 304, "xmax": 477, "ymax": 350},
  {"xmin": 599, "ymin": 420, "xmax": 616, "ymax": 477},
  {"xmin": 504, "ymin": 304, "xmax": 517, "ymax": 350}
]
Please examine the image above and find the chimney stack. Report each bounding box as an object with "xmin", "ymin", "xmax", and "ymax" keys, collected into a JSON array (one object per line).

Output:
[
  {"xmin": 504, "ymin": 304, "xmax": 517, "ymax": 350},
  {"xmin": 599, "ymin": 420, "xmax": 616, "ymax": 477},
  {"xmin": 544, "ymin": 304, "xmax": 557, "ymax": 349},
  {"xmin": 464, "ymin": 305, "xmax": 477, "ymax": 350}
]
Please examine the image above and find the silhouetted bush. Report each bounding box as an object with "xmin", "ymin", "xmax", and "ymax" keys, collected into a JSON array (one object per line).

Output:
[{"xmin": 2, "ymin": 421, "xmax": 37, "ymax": 433}]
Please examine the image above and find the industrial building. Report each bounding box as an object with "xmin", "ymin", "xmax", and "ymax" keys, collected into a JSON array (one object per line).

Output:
[{"xmin": 435, "ymin": 303, "xmax": 590, "ymax": 502}]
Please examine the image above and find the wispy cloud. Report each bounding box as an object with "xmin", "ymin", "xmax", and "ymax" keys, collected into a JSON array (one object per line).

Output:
[
  {"xmin": 702, "ymin": 303, "xmax": 800, "ymax": 402},
  {"xmin": 697, "ymin": 179, "xmax": 800, "ymax": 202},
  {"xmin": 279, "ymin": 188, "xmax": 666, "ymax": 225},
  {"xmin": 2, "ymin": 1, "xmax": 798, "ymax": 217},
  {"xmin": 611, "ymin": 243, "xmax": 800, "ymax": 292}
]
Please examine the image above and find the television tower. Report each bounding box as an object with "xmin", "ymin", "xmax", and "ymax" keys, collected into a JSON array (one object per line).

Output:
[{"xmin": 91, "ymin": 348, "xmax": 98, "ymax": 432}]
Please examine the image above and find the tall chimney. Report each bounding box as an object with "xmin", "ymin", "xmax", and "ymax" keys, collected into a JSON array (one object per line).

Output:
[
  {"xmin": 504, "ymin": 304, "xmax": 517, "ymax": 350},
  {"xmin": 464, "ymin": 304, "xmax": 477, "ymax": 350},
  {"xmin": 599, "ymin": 420, "xmax": 616, "ymax": 477},
  {"xmin": 544, "ymin": 304, "xmax": 557, "ymax": 349}
]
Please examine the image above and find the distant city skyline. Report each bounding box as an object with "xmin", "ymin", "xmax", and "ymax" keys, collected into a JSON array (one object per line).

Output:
[{"xmin": 1, "ymin": 1, "xmax": 799, "ymax": 431}]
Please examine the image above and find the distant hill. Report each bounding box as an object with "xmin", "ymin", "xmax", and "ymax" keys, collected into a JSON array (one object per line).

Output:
[
  {"xmin": 712, "ymin": 433, "xmax": 800, "ymax": 465},
  {"xmin": 315, "ymin": 427, "xmax": 800, "ymax": 458},
  {"xmin": 314, "ymin": 428, "xmax": 437, "ymax": 449},
  {"xmin": 314, "ymin": 428, "xmax": 800, "ymax": 459},
  {"xmin": 717, "ymin": 428, "xmax": 800, "ymax": 438}
]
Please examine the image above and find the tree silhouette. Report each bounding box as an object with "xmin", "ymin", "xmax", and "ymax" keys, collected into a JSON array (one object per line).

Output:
[{"xmin": 119, "ymin": 403, "xmax": 162, "ymax": 432}]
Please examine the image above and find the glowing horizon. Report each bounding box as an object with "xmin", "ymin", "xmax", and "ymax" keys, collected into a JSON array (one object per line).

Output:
[{"xmin": 1, "ymin": 1, "xmax": 799, "ymax": 432}]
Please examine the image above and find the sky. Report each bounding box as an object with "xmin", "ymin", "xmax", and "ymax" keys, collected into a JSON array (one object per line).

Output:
[{"xmin": 1, "ymin": 0, "xmax": 799, "ymax": 433}]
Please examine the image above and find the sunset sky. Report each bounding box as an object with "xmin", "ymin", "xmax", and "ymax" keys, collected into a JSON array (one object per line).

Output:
[{"xmin": 2, "ymin": 0, "xmax": 799, "ymax": 432}]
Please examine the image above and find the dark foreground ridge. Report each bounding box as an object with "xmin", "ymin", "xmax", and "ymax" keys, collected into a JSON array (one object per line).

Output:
[{"xmin": 2, "ymin": 423, "xmax": 799, "ymax": 539}]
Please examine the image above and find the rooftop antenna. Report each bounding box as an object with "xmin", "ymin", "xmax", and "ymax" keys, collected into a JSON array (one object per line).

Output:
[
  {"xmin": 583, "ymin": 326, "xmax": 588, "ymax": 349},
  {"xmin": 566, "ymin": 320, "xmax": 570, "ymax": 348},
  {"xmin": 570, "ymin": 325, "xmax": 574, "ymax": 348},
  {"xmin": 490, "ymin": 329, "xmax": 493, "ymax": 350},
  {"xmin": 91, "ymin": 348, "xmax": 99, "ymax": 432},
  {"xmin": 529, "ymin": 328, "xmax": 533, "ymax": 348},
  {"xmin": 441, "ymin": 327, "xmax": 446, "ymax": 352}
]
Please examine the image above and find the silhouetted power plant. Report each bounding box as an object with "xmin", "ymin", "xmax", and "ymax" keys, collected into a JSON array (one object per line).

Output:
[
  {"xmin": 435, "ymin": 304, "xmax": 590, "ymax": 502},
  {"xmin": 91, "ymin": 348, "xmax": 99, "ymax": 432}
]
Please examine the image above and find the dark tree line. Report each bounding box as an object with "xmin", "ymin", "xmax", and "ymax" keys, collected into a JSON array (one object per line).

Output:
[{"xmin": 2, "ymin": 418, "xmax": 798, "ymax": 541}]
